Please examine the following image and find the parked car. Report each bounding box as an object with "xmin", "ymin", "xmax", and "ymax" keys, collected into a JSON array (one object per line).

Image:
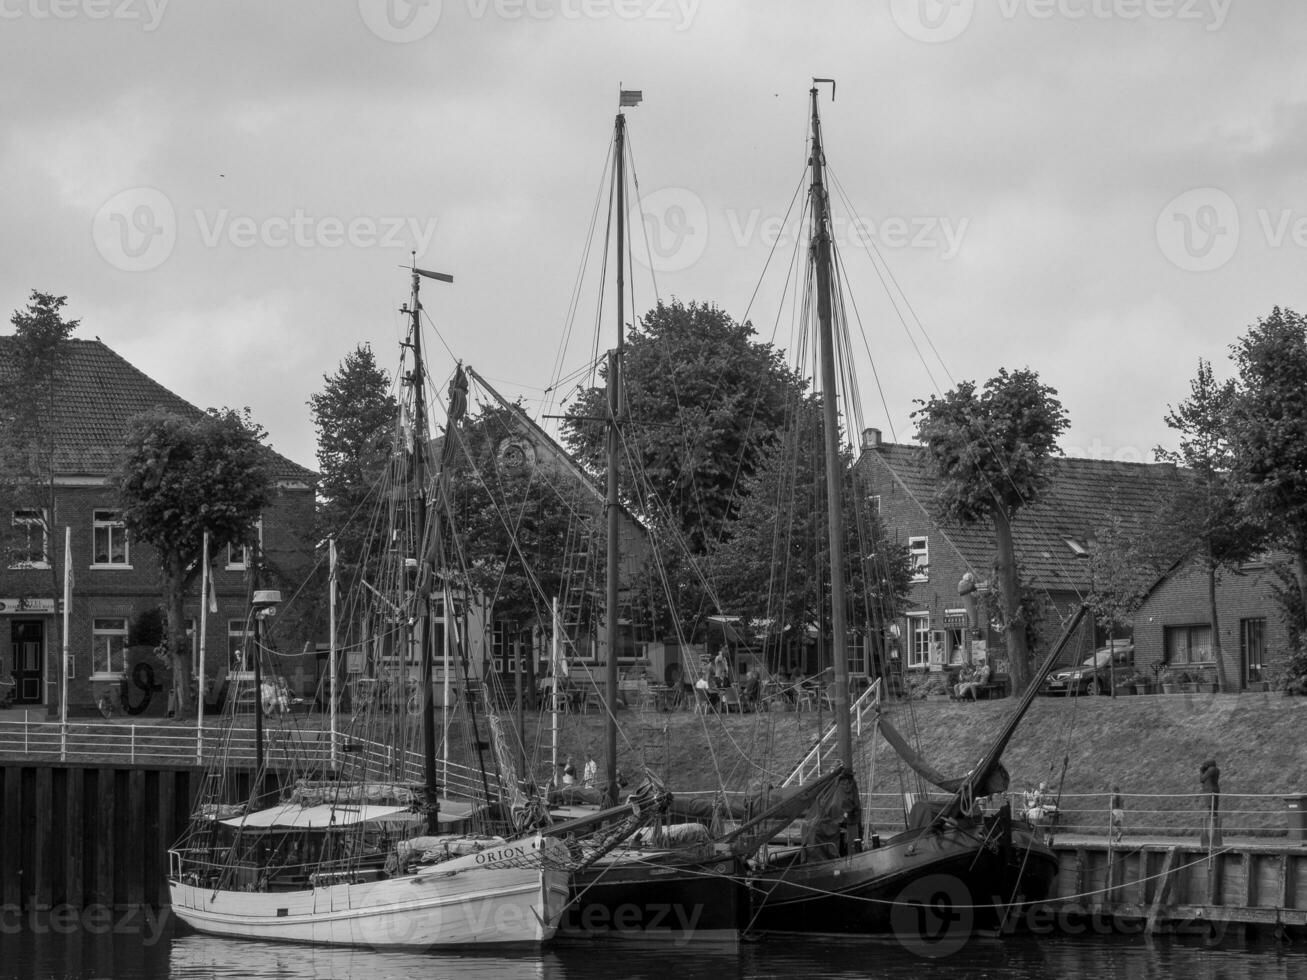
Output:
[{"xmin": 1040, "ymin": 642, "xmax": 1134, "ymax": 696}]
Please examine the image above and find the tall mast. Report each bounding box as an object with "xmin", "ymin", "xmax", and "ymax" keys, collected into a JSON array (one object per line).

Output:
[
  {"xmin": 809, "ymin": 80, "xmax": 854, "ymax": 776},
  {"xmin": 405, "ymin": 259, "xmax": 454, "ymax": 833},
  {"xmin": 604, "ymin": 106, "xmax": 627, "ymax": 807}
]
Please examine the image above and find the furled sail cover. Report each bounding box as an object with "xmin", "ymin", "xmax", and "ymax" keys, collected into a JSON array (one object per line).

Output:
[{"xmin": 875, "ymin": 715, "xmax": 1010, "ymax": 797}]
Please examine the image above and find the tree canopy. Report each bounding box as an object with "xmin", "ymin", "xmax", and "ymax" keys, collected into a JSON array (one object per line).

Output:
[
  {"xmin": 562, "ymin": 300, "xmax": 808, "ymax": 554},
  {"xmin": 1229, "ymin": 307, "xmax": 1307, "ymax": 641},
  {"xmin": 1154, "ymin": 358, "xmax": 1265, "ymax": 688},
  {"xmin": 115, "ymin": 408, "xmax": 272, "ymax": 714},
  {"xmin": 913, "ymin": 368, "xmax": 1069, "ymax": 691}
]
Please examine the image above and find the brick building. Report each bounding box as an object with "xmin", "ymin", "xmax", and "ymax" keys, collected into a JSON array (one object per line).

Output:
[
  {"xmin": 855, "ymin": 428, "xmax": 1182, "ymax": 677},
  {"xmin": 1132, "ymin": 554, "xmax": 1293, "ymax": 689},
  {"xmin": 0, "ymin": 337, "xmax": 315, "ymax": 716}
]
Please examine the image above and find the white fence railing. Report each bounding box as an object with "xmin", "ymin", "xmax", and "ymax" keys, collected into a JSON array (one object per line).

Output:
[
  {"xmin": 782, "ymin": 679, "xmax": 882, "ymax": 787},
  {"xmin": 0, "ymin": 719, "xmax": 497, "ymax": 801}
]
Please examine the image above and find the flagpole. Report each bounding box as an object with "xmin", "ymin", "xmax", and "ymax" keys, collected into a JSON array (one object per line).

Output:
[
  {"xmin": 60, "ymin": 526, "xmax": 71, "ymax": 760},
  {"xmin": 198, "ymin": 532, "xmax": 210, "ymax": 763},
  {"xmin": 329, "ymin": 538, "xmax": 338, "ymax": 772}
]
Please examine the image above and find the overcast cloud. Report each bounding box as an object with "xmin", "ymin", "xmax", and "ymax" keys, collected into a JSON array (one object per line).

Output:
[{"xmin": 2, "ymin": 0, "xmax": 1303, "ymax": 470}]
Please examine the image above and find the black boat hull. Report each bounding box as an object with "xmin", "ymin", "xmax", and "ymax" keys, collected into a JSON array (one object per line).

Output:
[
  {"xmin": 746, "ymin": 823, "xmax": 1057, "ymax": 940},
  {"xmin": 561, "ymin": 854, "xmax": 747, "ymax": 942}
]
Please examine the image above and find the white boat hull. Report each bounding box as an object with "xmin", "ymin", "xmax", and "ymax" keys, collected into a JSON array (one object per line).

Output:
[{"xmin": 169, "ymin": 860, "xmax": 569, "ymax": 948}]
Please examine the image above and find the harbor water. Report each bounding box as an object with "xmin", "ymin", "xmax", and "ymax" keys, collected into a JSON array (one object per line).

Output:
[{"xmin": 1, "ymin": 916, "xmax": 1303, "ymax": 980}]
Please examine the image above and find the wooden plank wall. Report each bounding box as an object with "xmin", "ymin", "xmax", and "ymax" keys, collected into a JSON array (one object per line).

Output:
[{"xmin": 0, "ymin": 763, "xmax": 198, "ymax": 911}]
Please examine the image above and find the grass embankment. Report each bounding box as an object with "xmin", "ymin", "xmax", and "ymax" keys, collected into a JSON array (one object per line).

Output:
[{"xmin": 513, "ymin": 693, "xmax": 1306, "ymax": 835}]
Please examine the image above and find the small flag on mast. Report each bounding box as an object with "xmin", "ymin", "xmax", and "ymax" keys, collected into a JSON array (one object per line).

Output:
[{"xmin": 619, "ymin": 89, "xmax": 642, "ymax": 107}]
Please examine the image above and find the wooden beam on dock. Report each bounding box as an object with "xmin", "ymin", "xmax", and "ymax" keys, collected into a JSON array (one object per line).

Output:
[{"xmin": 1146, "ymin": 845, "xmax": 1179, "ymax": 935}]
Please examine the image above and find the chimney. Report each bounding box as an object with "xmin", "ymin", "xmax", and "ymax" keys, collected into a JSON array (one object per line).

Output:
[{"xmin": 860, "ymin": 427, "xmax": 882, "ymax": 451}]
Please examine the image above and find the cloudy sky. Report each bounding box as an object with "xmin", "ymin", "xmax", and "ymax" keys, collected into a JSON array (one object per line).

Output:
[{"xmin": 2, "ymin": 0, "xmax": 1302, "ymax": 471}]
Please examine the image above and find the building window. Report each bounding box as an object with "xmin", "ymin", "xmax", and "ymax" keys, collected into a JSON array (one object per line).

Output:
[
  {"xmin": 432, "ymin": 595, "xmax": 462, "ymax": 667},
  {"xmin": 92, "ymin": 510, "xmax": 130, "ymax": 566},
  {"xmin": 492, "ymin": 621, "xmax": 513, "ymax": 673},
  {"xmin": 906, "ymin": 612, "xmax": 931, "ymax": 669},
  {"xmin": 1164, "ymin": 624, "xmax": 1212, "ymax": 666},
  {"xmin": 228, "ymin": 619, "xmax": 253, "ymax": 668},
  {"xmin": 1240, "ymin": 617, "xmax": 1267, "ymax": 683},
  {"xmin": 868, "ymin": 494, "xmax": 881, "ymax": 516},
  {"xmin": 848, "ymin": 633, "xmax": 867, "ymax": 676},
  {"xmin": 9, "ymin": 509, "xmax": 48, "ymax": 567},
  {"xmin": 943, "ymin": 609, "xmax": 967, "ymax": 664},
  {"xmin": 92, "ymin": 618, "xmax": 128, "ymax": 676},
  {"xmin": 226, "ymin": 520, "xmax": 263, "ymax": 570},
  {"xmin": 907, "ymin": 536, "xmax": 929, "ymax": 583}
]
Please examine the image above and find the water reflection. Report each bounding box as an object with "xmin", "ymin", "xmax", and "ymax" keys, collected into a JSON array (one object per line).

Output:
[
  {"xmin": 1, "ymin": 923, "xmax": 1302, "ymax": 980},
  {"xmin": 170, "ymin": 934, "xmax": 562, "ymax": 980}
]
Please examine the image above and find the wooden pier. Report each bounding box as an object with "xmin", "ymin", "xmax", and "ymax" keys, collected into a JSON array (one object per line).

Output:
[{"xmin": 1041, "ymin": 834, "xmax": 1307, "ymax": 938}]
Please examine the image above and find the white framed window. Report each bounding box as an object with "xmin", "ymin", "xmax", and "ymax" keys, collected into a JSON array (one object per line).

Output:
[
  {"xmin": 9, "ymin": 508, "xmax": 48, "ymax": 568},
  {"xmin": 868, "ymin": 494, "xmax": 881, "ymax": 516},
  {"xmin": 907, "ymin": 536, "xmax": 929, "ymax": 583},
  {"xmin": 92, "ymin": 510, "xmax": 130, "ymax": 567},
  {"xmin": 906, "ymin": 612, "xmax": 931, "ymax": 669},
  {"xmin": 848, "ymin": 633, "xmax": 867, "ymax": 676},
  {"xmin": 226, "ymin": 519, "xmax": 263, "ymax": 570},
  {"xmin": 92, "ymin": 617, "xmax": 128, "ymax": 676},
  {"xmin": 943, "ymin": 609, "xmax": 967, "ymax": 664}
]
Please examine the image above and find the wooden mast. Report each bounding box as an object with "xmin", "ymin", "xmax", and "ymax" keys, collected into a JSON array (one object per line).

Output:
[
  {"xmin": 406, "ymin": 260, "xmax": 453, "ymax": 833},
  {"xmin": 604, "ymin": 104, "xmax": 627, "ymax": 807},
  {"xmin": 808, "ymin": 79, "xmax": 855, "ymax": 777}
]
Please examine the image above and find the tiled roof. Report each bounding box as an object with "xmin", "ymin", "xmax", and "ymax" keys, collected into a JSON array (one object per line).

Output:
[
  {"xmin": 861, "ymin": 442, "xmax": 1184, "ymax": 593},
  {"xmin": 0, "ymin": 336, "xmax": 315, "ymax": 484}
]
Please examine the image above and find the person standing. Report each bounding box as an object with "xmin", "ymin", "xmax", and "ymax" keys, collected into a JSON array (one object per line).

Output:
[
  {"xmin": 1200, "ymin": 758, "xmax": 1222, "ymax": 846},
  {"xmin": 712, "ymin": 648, "xmax": 731, "ymax": 689},
  {"xmin": 583, "ymin": 755, "xmax": 597, "ymax": 789},
  {"xmin": 1110, "ymin": 785, "xmax": 1125, "ymax": 844}
]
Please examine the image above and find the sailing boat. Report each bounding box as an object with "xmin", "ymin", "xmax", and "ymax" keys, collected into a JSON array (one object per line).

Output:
[
  {"xmin": 165, "ymin": 265, "xmax": 574, "ymax": 948},
  {"xmin": 539, "ymin": 90, "xmax": 753, "ymax": 942},
  {"xmin": 743, "ymin": 82, "xmax": 1060, "ymax": 939}
]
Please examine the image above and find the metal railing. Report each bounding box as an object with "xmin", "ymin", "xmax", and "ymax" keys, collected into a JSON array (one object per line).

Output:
[
  {"xmin": 782, "ymin": 679, "xmax": 882, "ymax": 787},
  {"xmin": 0, "ymin": 718, "xmax": 497, "ymax": 801}
]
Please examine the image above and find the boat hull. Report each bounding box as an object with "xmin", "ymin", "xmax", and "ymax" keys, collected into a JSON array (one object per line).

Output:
[
  {"xmin": 561, "ymin": 854, "xmax": 746, "ymax": 942},
  {"xmin": 747, "ymin": 824, "xmax": 1057, "ymax": 938},
  {"xmin": 168, "ymin": 865, "xmax": 569, "ymax": 948}
]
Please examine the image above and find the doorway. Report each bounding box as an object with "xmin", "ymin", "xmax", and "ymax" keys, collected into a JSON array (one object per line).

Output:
[{"xmin": 9, "ymin": 619, "xmax": 44, "ymax": 704}]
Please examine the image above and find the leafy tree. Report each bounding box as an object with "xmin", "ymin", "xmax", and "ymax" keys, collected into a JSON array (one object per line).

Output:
[
  {"xmin": 1155, "ymin": 359, "xmax": 1264, "ymax": 689},
  {"xmin": 563, "ymin": 300, "xmax": 808, "ymax": 554},
  {"xmin": 308, "ymin": 344, "xmax": 398, "ymax": 597},
  {"xmin": 711, "ymin": 401, "xmax": 912, "ymax": 674},
  {"xmin": 1229, "ymin": 308, "xmax": 1307, "ymax": 651},
  {"xmin": 115, "ymin": 409, "xmax": 272, "ymax": 715},
  {"xmin": 912, "ymin": 368, "xmax": 1070, "ymax": 692},
  {"xmin": 0, "ymin": 291, "xmax": 78, "ymax": 711}
]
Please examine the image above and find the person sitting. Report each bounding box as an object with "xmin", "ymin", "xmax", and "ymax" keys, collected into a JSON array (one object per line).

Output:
[
  {"xmin": 740, "ymin": 664, "xmax": 762, "ymax": 712},
  {"xmin": 954, "ymin": 661, "xmax": 992, "ymax": 701}
]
